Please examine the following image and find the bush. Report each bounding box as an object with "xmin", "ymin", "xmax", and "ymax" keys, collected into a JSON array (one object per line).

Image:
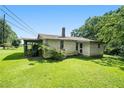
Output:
[
  {"xmin": 12, "ymin": 39, "xmax": 21, "ymax": 48},
  {"xmin": 119, "ymin": 66, "xmax": 124, "ymax": 70},
  {"xmin": 119, "ymin": 45, "xmax": 124, "ymax": 56},
  {"xmin": 1, "ymin": 43, "xmax": 12, "ymax": 49},
  {"xmin": 51, "ymin": 50, "xmax": 65, "ymax": 60},
  {"xmin": 28, "ymin": 62, "xmax": 35, "ymax": 65},
  {"xmin": 1, "ymin": 43, "xmax": 11, "ymax": 47},
  {"xmin": 38, "ymin": 44, "xmax": 65, "ymax": 60},
  {"xmin": 39, "ymin": 44, "xmax": 54, "ymax": 58},
  {"xmin": 61, "ymin": 50, "xmax": 78, "ymax": 57}
]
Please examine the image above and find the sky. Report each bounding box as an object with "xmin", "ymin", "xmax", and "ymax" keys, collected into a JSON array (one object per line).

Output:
[{"xmin": 0, "ymin": 5, "xmax": 121, "ymax": 38}]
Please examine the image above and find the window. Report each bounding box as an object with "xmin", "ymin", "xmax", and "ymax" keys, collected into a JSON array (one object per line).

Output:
[
  {"xmin": 79, "ymin": 43, "xmax": 83, "ymax": 54},
  {"xmin": 60, "ymin": 40, "xmax": 64, "ymax": 49},
  {"xmin": 80, "ymin": 43, "xmax": 82, "ymax": 48},
  {"xmin": 76, "ymin": 42, "xmax": 78, "ymax": 51},
  {"xmin": 98, "ymin": 43, "xmax": 101, "ymax": 48},
  {"xmin": 80, "ymin": 49, "xmax": 82, "ymax": 53}
]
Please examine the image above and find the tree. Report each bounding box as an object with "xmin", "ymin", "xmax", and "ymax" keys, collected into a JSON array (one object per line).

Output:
[
  {"xmin": 71, "ymin": 6, "xmax": 124, "ymax": 56},
  {"xmin": 12, "ymin": 39, "xmax": 21, "ymax": 48},
  {"xmin": 0, "ymin": 18, "xmax": 18, "ymax": 48}
]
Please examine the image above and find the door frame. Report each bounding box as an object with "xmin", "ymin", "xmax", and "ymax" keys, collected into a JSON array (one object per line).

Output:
[{"xmin": 79, "ymin": 43, "xmax": 83, "ymax": 54}]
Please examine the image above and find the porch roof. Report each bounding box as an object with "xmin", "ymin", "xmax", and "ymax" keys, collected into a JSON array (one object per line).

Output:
[{"xmin": 23, "ymin": 38, "xmax": 42, "ymax": 42}]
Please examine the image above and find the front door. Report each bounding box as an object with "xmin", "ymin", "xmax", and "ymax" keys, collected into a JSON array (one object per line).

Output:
[{"xmin": 79, "ymin": 43, "xmax": 83, "ymax": 54}]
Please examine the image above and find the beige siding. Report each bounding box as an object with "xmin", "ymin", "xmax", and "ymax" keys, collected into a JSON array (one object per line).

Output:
[
  {"xmin": 90, "ymin": 42, "xmax": 104, "ymax": 56},
  {"xmin": 78, "ymin": 42, "xmax": 103, "ymax": 57},
  {"xmin": 77, "ymin": 42, "xmax": 90, "ymax": 56},
  {"xmin": 64, "ymin": 41, "xmax": 76, "ymax": 51},
  {"xmin": 43, "ymin": 39, "xmax": 104, "ymax": 57},
  {"xmin": 43, "ymin": 39, "xmax": 60, "ymax": 52},
  {"xmin": 43, "ymin": 39, "xmax": 78, "ymax": 56},
  {"xmin": 82, "ymin": 42, "xmax": 90, "ymax": 56},
  {"xmin": 64, "ymin": 41, "xmax": 78, "ymax": 55}
]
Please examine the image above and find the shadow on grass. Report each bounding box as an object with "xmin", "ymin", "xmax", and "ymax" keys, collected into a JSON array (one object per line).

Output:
[
  {"xmin": 5, "ymin": 52, "xmax": 124, "ymax": 67},
  {"xmin": 27, "ymin": 55, "xmax": 94, "ymax": 63},
  {"xmin": 66, "ymin": 55, "xmax": 124, "ymax": 70},
  {"xmin": 3, "ymin": 53, "xmax": 24, "ymax": 60},
  {"xmin": 92, "ymin": 56, "xmax": 124, "ymax": 67},
  {"xmin": 27, "ymin": 55, "xmax": 96, "ymax": 64},
  {"xmin": 69, "ymin": 55, "xmax": 98, "ymax": 61},
  {"xmin": 3, "ymin": 52, "xmax": 124, "ymax": 71},
  {"xmin": 2, "ymin": 52, "xmax": 61, "ymax": 63},
  {"xmin": 27, "ymin": 57, "xmax": 62, "ymax": 64}
]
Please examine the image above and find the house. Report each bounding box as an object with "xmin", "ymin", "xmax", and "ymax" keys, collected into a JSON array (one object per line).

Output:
[{"xmin": 23, "ymin": 27, "xmax": 104, "ymax": 57}]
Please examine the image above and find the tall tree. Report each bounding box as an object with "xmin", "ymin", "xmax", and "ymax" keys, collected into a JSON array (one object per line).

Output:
[
  {"xmin": 71, "ymin": 6, "xmax": 124, "ymax": 55},
  {"xmin": 0, "ymin": 18, "xmax": 18, "ymax": 47}
]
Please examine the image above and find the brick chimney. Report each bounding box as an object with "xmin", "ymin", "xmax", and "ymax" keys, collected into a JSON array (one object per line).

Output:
[{"xmin": 62, "ymin": 27, "xmax": 65, "ymax": 37}]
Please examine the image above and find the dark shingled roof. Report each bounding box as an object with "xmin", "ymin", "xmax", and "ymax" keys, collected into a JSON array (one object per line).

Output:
[
  {"xmin": 38, "ymin": 34, "xmax": 59, "ymax": 39},
  {"xmin": 38, "ymin": 34, "xmax": 100, "ymax": 43}
]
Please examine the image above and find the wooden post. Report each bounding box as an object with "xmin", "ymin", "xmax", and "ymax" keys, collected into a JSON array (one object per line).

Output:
[{"xmin": 24, "ymin": 41, "xmax": 27, "ymax": 56}]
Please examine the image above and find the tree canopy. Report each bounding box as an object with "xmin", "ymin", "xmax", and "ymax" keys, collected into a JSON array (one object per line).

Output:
[
  {"xmin": 0, "ymin": 18, "xmax": 18, "ymax": 46},
  {"xmin": 71, "ymin": 6, "xmax": 124, "ymax": 55}
]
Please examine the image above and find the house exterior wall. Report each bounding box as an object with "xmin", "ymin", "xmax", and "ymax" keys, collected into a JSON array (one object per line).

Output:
[
  {"xmin": 77, "ymin": 42, "xmax": 103, "ymax": 57},
  {"xmin": 82, "ymin": 42, "xmax": 91, "ymax": 56},
  {"xmin": 77, "ymin": 42, "xmax": 90, "ymax": 56},
  {"xmin": 64, "ymin": 40, "xmax": 78, "ymax": 55},
  {"xmin": 43, "ymin": 39, "xmax": 78, "ymax": 56},
  {"xmin": 43, "ymin": 39, "xmax": 60, "ymax": 52},
  {"xmin": 90, "ymin": 42, "xmax": 104, "ymax": 57},
  {"xmin": 43, "ymin": 39, "xmax": 103, "ymax": 57}
]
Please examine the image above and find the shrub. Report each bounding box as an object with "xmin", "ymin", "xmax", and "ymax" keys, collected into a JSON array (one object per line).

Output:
[
  {"xmin": 2, "ymin": 43, "xmax": 11, "ymax": 47},
  {"xmin": 51, "ymin": 50, "xmax": 65, "ymax": 60},
  {"xmin": 28, "ymin": 62, "xmax": 35, "ymax": 65},
  {"xmin": 38, "ymin": 44, "xmax": 65, "ymax": 60},
  {"xmin": 61, "ymin": 50, "xmax": 78, "ymax": 57},
  {"xmin": 12, "ymin": 39, "xmax": 21, "ymax": 48},
  {"xmin": 119, "ymin": 45, "xmax": 124, "ymax": 56},
  {"xmin": 119, "ymin": 66, "xmax": 124, "ymax": 70},
  {"xmin": 39, "ymin": 45, "xmax": 54, "ymax": 58},
  {"xmin": 1, "ymin": 43, "xmax": 12, "ymax": 49}
]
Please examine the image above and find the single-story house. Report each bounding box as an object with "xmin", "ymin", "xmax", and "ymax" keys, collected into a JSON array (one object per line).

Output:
[{"xmin": 23, "ymin": 27, "xmax": 104, "ymax": 57}]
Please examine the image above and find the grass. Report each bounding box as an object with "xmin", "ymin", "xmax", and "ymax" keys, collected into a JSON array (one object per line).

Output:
[{"xmin": 0, "ymin": 47, "xmax": 124, "ymax": 88}]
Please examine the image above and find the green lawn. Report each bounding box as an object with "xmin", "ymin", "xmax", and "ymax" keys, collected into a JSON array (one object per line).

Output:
[{"xmin": 0, "ymin": 47, "xmax": 124, "ymax": 88}]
